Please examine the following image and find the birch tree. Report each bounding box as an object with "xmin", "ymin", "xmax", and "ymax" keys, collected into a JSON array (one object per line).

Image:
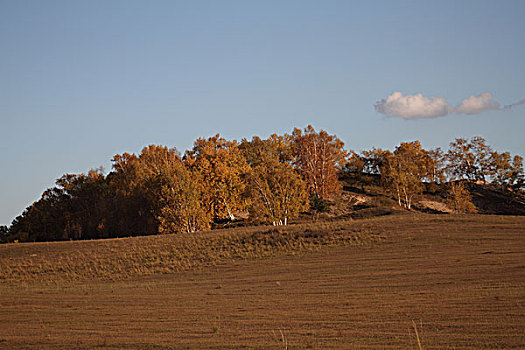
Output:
[
  {"xmin": 291, "ymin": 125, "xmax": 347, "ymax": 199},
  {"xmin": 185, "ymin": 134, "xmax": 250, "ymax": 221},
  {"xmin": 242, "ymin": 135, "xmax": 308, "ymax": 225},
  {"xmin": 382, "ymin": 141, "xmax": 431, "ymax": 210},
  {"xmin": 446, "ymin": 137, "xmax": 492, "ymax": 182},
  {"xmin": 157, "ymin": 163, "xmax": 211, "ymax": 233},
  {"xmin": 248, "ymin": 159, "xmax": 309, "ymax": 226}
]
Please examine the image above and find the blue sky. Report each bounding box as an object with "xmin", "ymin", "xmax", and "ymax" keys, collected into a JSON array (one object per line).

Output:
[{"xmin": 1, "ymin": 0, "xmax": 524, "ymax": 226}]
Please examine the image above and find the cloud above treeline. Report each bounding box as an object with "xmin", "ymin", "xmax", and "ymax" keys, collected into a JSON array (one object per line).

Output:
[{"xmin": 375, "ymin": 92, "xmax": 523, "ymax": 120}]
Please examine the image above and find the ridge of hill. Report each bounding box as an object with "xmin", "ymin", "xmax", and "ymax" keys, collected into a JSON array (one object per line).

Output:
[{"xmin": 314, "ymin": 175, "xmax": 525, "ymax": 221}]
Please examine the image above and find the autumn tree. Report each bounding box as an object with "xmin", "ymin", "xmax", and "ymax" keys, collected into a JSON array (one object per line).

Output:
[
  {"xmin": 290, "ymin": 125, "xmax": 347, "ymax": 199},
  {"xmin": 110, "ymin": 145, "xmax": 182, "ymax": 234},
  {"xmin": 489, "ymin": 152, "xmax": 524, "ymax": 192},
  {"xmin": 427, "ymin": 147, "xmax": 446, "ymax": 184},
  {"xmin": 242, "ymin": 136, "xmax": 309, "ymax": 225},
  {"xmin": 446, "ymin": 181, "xmax": 477, "ymax": 214},
  {"xmin": 509, "ymin": 155, "xmax": 524, "ymax": 191},
  {"xmin": 343, "ymin": 151, "xmax": 365, "ymax": 175},
  {"xmin": 240, "ymin": 134, "xmax": 293, "ymax": 166},
  {"xmin": 446, "ymin": 137, "xmax": 492, "ymax": 182},
  {"xmin": 382, "ymin": 141, "xmax": 431, "ymax": 210},
  {"xmin": 9, "ymin": 130, "xmax": 524, "ymax": 244},
  {"xmin": 185, "ymin": 135, "xmax": 250, "ymax": 221},
  {"xmin": 360, "ymin": 148, "xmax": 391, "ymax": 176},
  {"xmin": 249, "ymin": 160, "xmax": 309, "ymax": 225},
  {"xmin": 110, "ymin": 144, "xmax": 217, "ymax": 233},
  {"xmin": 157, "ymin": 161, "xmax": 211, "ymax": 233}
]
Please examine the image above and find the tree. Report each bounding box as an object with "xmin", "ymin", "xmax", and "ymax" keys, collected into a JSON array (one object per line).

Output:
[
  {"xmin": 309, "ymin": 194, "xmax": 330, "ymax": 223},
  {"xmin": 109, "ymin": 145, "xmax": 182, "ymax": 235},
  {"xmin": 0, "ymin": 225, "xmax": 9, "ymax": 242},
  {"xmin": 52, "ymin": 169, "xmax": 110, "ymax": 240},
  {"xmin": 241, "ymin": 135, "xmax": 309, "ymax": 225},
  {"xmin": 382, "ymin": 141, "xmax": 431, "ymax": 210},
  {"xmin": 446, "ymin": 137, "xmax": 492, "ymax": 182},
  {"xmin": 344, "ymin": 151, "xmax": 365, "ymax": 175},
  {"xmin": 360, "ymin": 148, "xmax": 390, "ymax": 176},
  {"xmin": 6, "ymin": 209, "xmax": 31, "ymax": 242},
  {"xmin": 157, "ymin": 162, "xmax": 211, "ymax": 233},
  {"xmin": 427, "ymin": 147, "xmax": 446, "ymax": 184},
  {"xmin": 240, "ymin": 134, "xmax": 293, "ymax": 166},
  {"xmin": 510, "ymin": 155, "xmax": 525, "ymax": 191},
  {"xmin": 248, "ymin": 158, "xmax": 309, "ymax": 226},
  {"xmin": 489, "ymin": 152, "xmax": 524, "ymax": 192},
  {"xmin": 185, "ymin": 135, "xmax": 250, "ymax": 221},
  {"xmin": 7, "ymin": 168, "xmax": 110, "ymax": 241},
  {"xmin": 110, "ymin": 145, "xmax": 215, "ymax": 234},
  {"xmin": 446, "ymin": 181, "xmax": 477, "ymax": 214},
  {"xmin": 291, "ymin": 125, "xmax": 347, "ymax": 199}
]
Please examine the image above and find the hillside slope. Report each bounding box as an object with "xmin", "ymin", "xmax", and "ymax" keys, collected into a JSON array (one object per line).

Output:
[
  {"xmin": 324, "ymin": 174, "xmax": 525, "ymax": 220},
  {"xmin": 0, "ymin": 215, "xmax": 524, "ymax": 349}
]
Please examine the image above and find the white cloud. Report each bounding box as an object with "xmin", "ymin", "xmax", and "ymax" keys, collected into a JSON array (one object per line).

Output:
[
  {"xmin": 374, "ymin": 92, "xmax": 451, "ymax": 119},
  {"xmin": 455, "ymin": 93, "xmax": 500, "ymax": 115},
  {"xmin": 375, "ymin": 92, "xmax": 523, "ymax": 119}
]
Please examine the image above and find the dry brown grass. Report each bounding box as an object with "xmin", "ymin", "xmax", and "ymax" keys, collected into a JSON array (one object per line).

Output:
[
  {"xmin": 1, "ymin": 214, "xmax": 524, "ymax": 349},
  {"xmin": 0, "ymin": 217, "xmax": 387, "ymax": 284}
]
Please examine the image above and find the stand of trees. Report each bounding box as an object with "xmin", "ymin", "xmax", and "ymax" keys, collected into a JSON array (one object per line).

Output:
[
  {"xmin": 2, "ymin": 130, "xmax": 523, "ymax": 242},
  {"xmin": 381, "ymin": 141, "xmax": 431, "ymax": 210},
  {"xmin": 242, "ymin": 135, "xmax": 309, "ymax": 226},
  {"xmin": 351, "ymin": 136, "xmax": 523, "ymax": 214},
  {"xmin": 4, "ymin": 126, "xmax": 346, "ymax": 242}
]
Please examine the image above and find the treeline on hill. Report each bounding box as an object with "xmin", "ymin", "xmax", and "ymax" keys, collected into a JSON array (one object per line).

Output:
[{"xmin": 2, "ymin": 126, "xmax": 524, "ymax": 243}]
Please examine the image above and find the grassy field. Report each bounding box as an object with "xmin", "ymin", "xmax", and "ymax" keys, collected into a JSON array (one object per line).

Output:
[{"xmin": 1, "ymin": 214, "xmax": 524, "ymax": 349}]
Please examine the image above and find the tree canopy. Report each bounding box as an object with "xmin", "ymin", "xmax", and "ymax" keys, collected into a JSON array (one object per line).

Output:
[
  {"xmin": 291, "ymin": 125, "xmax": 347, "ymax": 199},
  {"xmin": 3, "ymin": 128, "xmax": 523, "ymax": 243}
]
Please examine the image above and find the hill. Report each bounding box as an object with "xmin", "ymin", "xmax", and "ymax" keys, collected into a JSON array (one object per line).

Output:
[
  {"xmin": 317, "ymin": 174, "xmax": 525, "ymax": 220},
  {"xmin": 1, "ymin": 214, "xmax": 524, "ymax": 349}
]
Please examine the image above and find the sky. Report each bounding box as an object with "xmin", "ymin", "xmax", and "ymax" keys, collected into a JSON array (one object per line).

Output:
[{"xmin": 1, "ymin": 0, "xmax": 524, "ymax": 226}]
